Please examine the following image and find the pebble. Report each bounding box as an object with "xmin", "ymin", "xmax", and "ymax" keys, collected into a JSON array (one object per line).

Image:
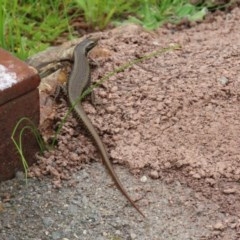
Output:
[
  {"xmin": 110, "ymin": 86, "xmax": 118, "ymax": 93},
  {"xmin": 192, "ymin": 173, "xmax": 201, "ymax": 179},
  {"xmin": 222, "ymin": 188, "xmax": 236, "ymax": 194},
  {"xmin": 140, "ymin": 176, "xmax": 147, "ymax": 183},
  {"xmin": 106, "ymin": 105, "xmax": 117, "ymax": 113},
  {"xmin": 42, "ymin": 217, "xmax": 54, "ymax": 227},
  {"xmin": 52, "ymin": 231, "xmax": 62, "ymax": 240},
  {"xmin": 130, "ymin": 232, "xmax": 137, "ymax": 239},
  {"xmin": 218, "ymin": 76, "xmax": 229, "ymax": 85},
  {"xmin": 115, "ymin": 230, "xmax": 121, "ymax": 235},
  {"xmin": 213, "ymin": 222, "xmax": 225, "ymax": 231},
  {"xmin": 205, "ymin": 178, "xmax": 216, "ymax": 186},
  {"xmin": 68, "ymin": 204, "xmax": 79, "ymax": 215},
  {"xmin": 149, "ymin": 170, "xmax": 159, "ymax": 179}
]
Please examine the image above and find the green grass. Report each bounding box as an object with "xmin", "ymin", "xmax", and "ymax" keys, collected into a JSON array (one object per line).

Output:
[
  {"xmin": 127, "ymin": 0, "xmax": 208, "ymax": 29},
  {"xmin": 0, "ymin": 0, "xmax": 76, "ymax": 59},
  {"xmin": 75, "ymin": 0, "xmax": 230, "ymax": 30},
  {"xmin": 11, "ymin": 117, "xmax": 46, "ymax": 182},
  {"xmin": 74, "ymin": 0, "xmax": 135, "ymax": 30},
  {"xmin": 0, "ymin": 0, "xmax": 231, "ymax": 59}
]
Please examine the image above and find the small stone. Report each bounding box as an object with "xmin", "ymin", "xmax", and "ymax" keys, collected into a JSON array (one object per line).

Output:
[
  {"xmin": 98, "ymin": 89, "xmax": 107, "ymax": 98},
  {"xmin": 230, "ymin": 223, "xmax": 237, "ymax": 229},
  {"xmin": 205, "ymin": 178, "xmax": 216, "ymax": 186},
  {"xmin": 176, "ymin": 160, "xmax": 184, "ymax": 168},
  {"xmin": 140, "ymin": 176, "xmax": 147, "ymax": 183},
  {"xmin": 110, "ymin": 86, "xmax": 118, "ymax": 93},
  {"xmin": 115, "ymin": 230, "xmax": 121, "ymax": 235},
  {"xmin": 102, "ymin": 232, "xmax": 108, "ymax": 236},
  {"xmin": 42, "ymin": 217, "xmax": 54, "ymax": 227},
  {"xmin": 52, "ymin": 231, "xmax": 62, "ymax": 240},
  {"xmin": 218, "ymin": 76, "xmax": 228, "ymax": 85},
  {"xmin": 130, "ymin": 232, "xmax": 137, "ymax": 239},
  {"xmin": 192, "ymin": 173, "xmax": 201, "ymax": 179},
  {"xmin": 106, "ymin": 105, "xmax": 117, "ymax": 113},
  {"xmin": 214, "ymin": 222, "xmax": 225, "ymax": 231},
  {"xmin": 164, "ymin": 161, "xmax": 171, "ymax": 168},
  {"xmin": 149, "ymin": 170, "xmax": 159, "ymax": 179},
  {"xmin": 68, "ymin": 204, "xmax": 78, "ymax": 215},
  {"xmin": 195, "ymin": 203, "xmax": 205, "ymax": 215},
  {"xmin": 222, "ymin": 188, "xmax": 236, "ymax": 194}
]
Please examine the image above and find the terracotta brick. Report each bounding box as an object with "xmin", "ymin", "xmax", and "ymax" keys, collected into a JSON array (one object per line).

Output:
[{"xmin": 0, "ymin": 48, "xmax": 40, "ymax": 181}]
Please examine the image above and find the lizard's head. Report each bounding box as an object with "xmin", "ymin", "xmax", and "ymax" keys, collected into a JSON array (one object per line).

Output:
[
  {"xmin": 74, "ymin": 37, "xmax": 98, "ymax": 56},
  {"xmin": 85, "ymin": 37, "xmax": 98, "ymax": 53}
]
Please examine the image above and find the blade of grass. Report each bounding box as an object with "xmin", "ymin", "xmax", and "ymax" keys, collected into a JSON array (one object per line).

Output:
[{"xmin": 11, "ymin": 117, "xmax": 47, "ymax": 182}]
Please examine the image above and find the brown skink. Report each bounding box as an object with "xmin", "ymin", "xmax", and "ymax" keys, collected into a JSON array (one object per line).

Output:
[{"xmin": 67, "ymin": 38, "xmax": 145, "ymax": 217}]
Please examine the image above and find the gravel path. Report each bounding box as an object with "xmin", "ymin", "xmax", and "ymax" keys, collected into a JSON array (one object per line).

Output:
[{"xmin": 0, "ymin": 163, "xmax": 233, "ymax": 239}]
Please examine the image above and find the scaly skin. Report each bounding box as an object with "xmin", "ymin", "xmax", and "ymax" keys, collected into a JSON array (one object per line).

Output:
[{"xmin": 67, "ymin": 38, "xmax": 145, "ymax": 217}]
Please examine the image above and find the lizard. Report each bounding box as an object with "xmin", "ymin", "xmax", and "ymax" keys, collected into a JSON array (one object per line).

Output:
[{"xmin": 67, "ymin": 37, "xmax": 145, "ymax": 218}]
